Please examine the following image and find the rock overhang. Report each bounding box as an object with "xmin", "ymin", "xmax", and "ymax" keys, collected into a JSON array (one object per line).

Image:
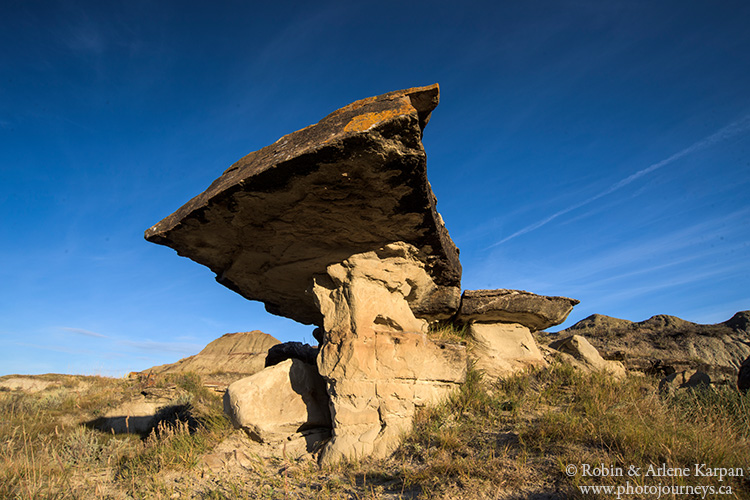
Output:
[
  {"xmin": 145, "ymin": 84, "xmax": 461, "ymax": 326},
  {"xmin": 456, "ymin": 289, "xmax": 580, "ymax": 332}
]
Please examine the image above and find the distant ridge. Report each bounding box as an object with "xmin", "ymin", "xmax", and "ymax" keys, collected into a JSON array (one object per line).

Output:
[
  {"xmin": 543, "ymin": 311, "xmax": 750, "ymax": 383},
  {"xmin": 560, "ymin": 310, "xmax": 749, "ymax": 336}
]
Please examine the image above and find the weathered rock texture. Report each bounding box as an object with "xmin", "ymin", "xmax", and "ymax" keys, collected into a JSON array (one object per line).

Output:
[
  {"xmin": 457, "ymin": 289, "xmax": 579, "ymax": 332},
  {"xmin": 467, "ymin": 323, "xmax": 547, "ymax": 379},
  {"xmin": 455, "ymin": 289, "xmax": 578, "ymax": 380},
  {"xmin": 545, "ymin": 311, "xmax": 750, "ymax": 384},
  {"xmin": 224, "ymin": 359, "xmax": 331, "ymax": 453},
  {"xmin": 145, "ymin": 84, "xmax": 461, "ymax": 327},
  {"xmin": 312, "ymin": 244, "xmax": 467, "ymax": 463},
  {"xmin": 143, "ymin": 331, "xmax": 280, "ymax": 376},
  {"xmin": 549, "ymin": 335, "xmax": 626, "ymax": 380}
]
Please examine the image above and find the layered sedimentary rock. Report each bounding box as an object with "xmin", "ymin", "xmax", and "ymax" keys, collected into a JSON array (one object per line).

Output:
[
  {"xmin": 143, "ymin": 331, "xmax": 280, "ymax": 376},
  {"xmin": 545, "ymin": 311, "xmax": 750, "ymax": 383},
  {"xmin": 456, "ymin": 289, "xmax": 579, "ymax": 332},
  {"xmin": 145, "ymin": 84, "xmax": 461, "ymax": 326}
]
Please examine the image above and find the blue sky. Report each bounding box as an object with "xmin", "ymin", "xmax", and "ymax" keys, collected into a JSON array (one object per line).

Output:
[{"xmin": 2, "ymin": 1, "xmax": 749, "ymax": 376}]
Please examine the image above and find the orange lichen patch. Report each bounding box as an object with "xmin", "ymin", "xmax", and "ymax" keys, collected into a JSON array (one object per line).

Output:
[
  {"xmin": 326, "ymin": 85, "xmax": 438, "ymax": 121},
  {"xmin": 343, "ymin": 99, "xmax": 413, "ymax": 134},
  {"xmin": 328, "ymin": 95, "xmax": 381, "ymax": 119}
]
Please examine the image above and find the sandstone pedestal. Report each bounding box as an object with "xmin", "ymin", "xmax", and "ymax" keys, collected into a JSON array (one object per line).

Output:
[
  {"xmin": 312, "ymin": 244, "xmax": 466, "ymax": 463},
  {"xmin": 318, "ymin": 332, "xmax": 465, "ymax": 463}
]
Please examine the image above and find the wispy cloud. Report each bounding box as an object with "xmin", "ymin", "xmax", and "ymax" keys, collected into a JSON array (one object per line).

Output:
[
  {"xmin": 544, "ymin": 209, "xmax": 749, "ymax": 288},
  {"xmin": 61, "ymin": 327, "xmax": 108, "ymax": 338},
  {"xmin": 61, "ymin": 10, "xmax": 107, "ymax": 55},
  {"xmin": 13, "ymin": 342, "xmax": 95, "ymax": 356},
  {"xmin": 118, "ymin": 339, "xmax": 202, "ymax": 356},
  {"xmin": 489, "ymin": 113, "xmax": 750, "ymax": 248},
  {"xmin": 467, "ymin": 208, "xmax": 750, "ymax": 300}
]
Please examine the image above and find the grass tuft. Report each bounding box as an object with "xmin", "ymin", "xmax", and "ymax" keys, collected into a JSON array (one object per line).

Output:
[{"xmin": 427, "ymin": 321, "xmax": 468, "ymax": 343}]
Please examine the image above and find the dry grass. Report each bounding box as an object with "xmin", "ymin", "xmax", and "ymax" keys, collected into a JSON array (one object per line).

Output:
[
  {"xmin": 1, "ymin": 363, "xmax": 748, "ymax": 499},
  {"xmin": 427, "ymin": 321, "xmax": 468, "ymax": 344}
]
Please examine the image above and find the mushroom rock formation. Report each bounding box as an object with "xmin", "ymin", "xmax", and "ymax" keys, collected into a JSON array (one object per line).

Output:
[
  {"xmin": 145, "ymin": 83, "xmax": 461, "ymax": 326},
  {"xmin": 455, "ymin": 289, "xmax": 579, "ymax": 380},
  {"xmin": 146, "ymin": 84, "xmax": 466, "ymax": 462}
]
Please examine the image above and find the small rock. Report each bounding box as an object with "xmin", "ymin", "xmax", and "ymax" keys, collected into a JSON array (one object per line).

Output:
[
  {"xmin": 265, "ymin": 342, "xmax": 318, "ymax": 367},
  {"xmin": 659, "ymin": 369, "xmax": 712, "ymax": 393},
  {"xmin": 549, "ymin": 334, "xmax": 626, "ymax": 379}
]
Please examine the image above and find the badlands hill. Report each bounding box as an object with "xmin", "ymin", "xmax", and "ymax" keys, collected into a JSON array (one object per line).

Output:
[
  {"xmin": 142, "ymin": 331, "xmax": 280, "ymax": 377},
  {"xmin": 543, "ymin": 310, "xmax": 750, "ymax": 383}
]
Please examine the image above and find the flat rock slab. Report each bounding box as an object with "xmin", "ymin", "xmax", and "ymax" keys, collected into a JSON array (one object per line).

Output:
[
  {"xmin": 456, "ymin": 289, "xmax": 579, "ymax": 331},
  {"xmin": 145, "ymin": 84, "xmax": 461, "ymax": 326}
]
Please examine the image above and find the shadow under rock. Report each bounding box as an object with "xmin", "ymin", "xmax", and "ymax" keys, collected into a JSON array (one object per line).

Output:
[{"xmin": 85, "ymin": 403, "xmax": 199, "ymax": 438}]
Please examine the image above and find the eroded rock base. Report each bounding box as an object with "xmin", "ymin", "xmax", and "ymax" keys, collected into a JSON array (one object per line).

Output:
[
  {"xmin": 319, "ymin": 332, "xmax": 465, "ymax": 464},
  {"xmin": 311, "ymin": 243, "xmax": 466, "ymax": 464}
]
